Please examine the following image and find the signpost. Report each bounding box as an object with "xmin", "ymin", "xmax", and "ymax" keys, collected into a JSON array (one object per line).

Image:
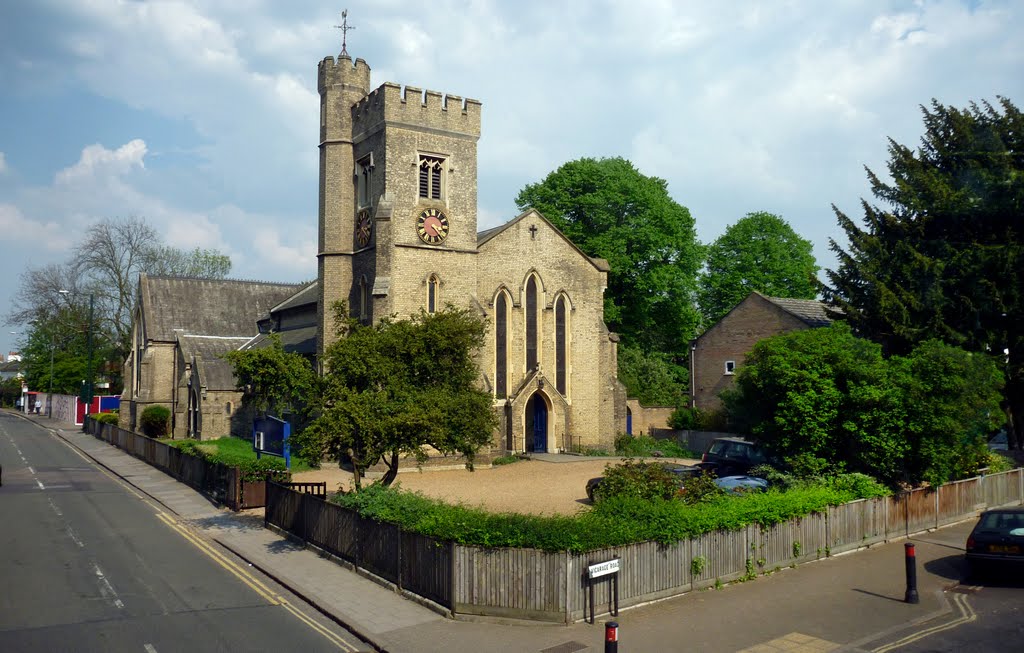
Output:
[
  {"xmin": 587, "ymin": 558, "xmax": 620, "ymax": 624},
  {"xmin": 252, "ymin": 414, "xmax": 291, "ymax": 470}
]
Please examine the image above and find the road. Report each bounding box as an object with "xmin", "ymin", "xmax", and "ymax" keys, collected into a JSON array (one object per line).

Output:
[{"xmin": 0, "ymin": 412, "xmax": 370, "ymax": 653}]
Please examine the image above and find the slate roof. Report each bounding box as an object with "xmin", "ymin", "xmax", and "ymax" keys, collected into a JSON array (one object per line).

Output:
[
  {"xmin": 178, "ymin": 334, "xmax": 251, "ymax": 391},
  {"xmin": 269, "ymin": 280, "xmax": 318, "ymax": 314},
  {"xmin": 140, "ymin": 275, "xmax": 304, "ymax": 342},
  {"xmin": 241, "ymin": 326, "xmax": 318, "ymax": 356},
  {"xmin": 759, "ymin": 293, "xmax": 834, "ymax": 327}
]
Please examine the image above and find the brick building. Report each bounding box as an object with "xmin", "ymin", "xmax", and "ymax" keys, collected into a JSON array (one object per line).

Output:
[
  {"xmin": 316, "ymin": 54, "xmax": 625, "ymax": 453},
  {"xmin": 690, "ymin": 292, "xmax": 832, "ymax": 412}
]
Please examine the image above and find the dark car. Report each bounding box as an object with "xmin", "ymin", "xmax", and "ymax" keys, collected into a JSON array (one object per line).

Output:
[
  {"xmin": 714, "ymin": 475, "xmax": 769, "ymax": 494},
  {"xmin": 965, "ymin": 507, "xmax": 1024, "ymax": 577},
  {"xmin": 586, "ymin": 462, "xmax": 700, "ymax": 502},
  {"xmin": 697, "ymin": 437, "xmax": 770, "ymax": 477}
]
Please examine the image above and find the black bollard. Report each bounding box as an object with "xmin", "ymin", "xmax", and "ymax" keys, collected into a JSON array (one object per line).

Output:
[
  {"xmin": 904, "ymin": 542, "xmax": 919, "ymax": 604},
  {"xmin": 605, "ymin": 621, "xmax": 619, "ymax": 653}
]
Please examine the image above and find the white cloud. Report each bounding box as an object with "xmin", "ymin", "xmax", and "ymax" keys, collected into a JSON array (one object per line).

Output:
[
  {"xmin": 0, "ymin": 203, "xmax": 74, "ymax": 252},
  {"xmin": 55, "ymin": 140, "xmax": 147, "ymax": 185}
]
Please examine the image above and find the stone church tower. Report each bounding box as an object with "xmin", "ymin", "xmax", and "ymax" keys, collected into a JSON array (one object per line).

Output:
[{"xmin": 317, "ymin": 53, "xmax": 625, "ymax": 454}]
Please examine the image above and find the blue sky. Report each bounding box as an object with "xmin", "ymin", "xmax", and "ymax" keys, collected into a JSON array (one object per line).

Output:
[{"xmin": 2, "ymin": 0, "xmax": 1023, "ymax": 360}]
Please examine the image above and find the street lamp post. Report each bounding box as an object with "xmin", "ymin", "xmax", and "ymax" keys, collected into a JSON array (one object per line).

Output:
[
  {"xmin": 80, "ymin": 294, "xmax": 95, "ymax": 421},
  {"xmin": 47, "ymin": 334, "xmax": 55, "ymax": 418}
]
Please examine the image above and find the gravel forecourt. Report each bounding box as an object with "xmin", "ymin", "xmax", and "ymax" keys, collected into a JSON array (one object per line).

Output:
[{"xmin": 292, "ymin": 456, "xmax": 700, "ymax": 516}]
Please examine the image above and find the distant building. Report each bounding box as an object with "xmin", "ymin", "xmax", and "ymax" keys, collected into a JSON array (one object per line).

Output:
[
  {"xmin": 0, "ymin": 355, "xmax": 23, "ymax": 381},
  {"xmin": 690, "ymin": 292, "xmax": 833, "ymax": 412}
]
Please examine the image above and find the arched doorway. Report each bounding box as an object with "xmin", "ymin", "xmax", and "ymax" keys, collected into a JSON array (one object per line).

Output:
[
  {"xmin": 626, "ymin": 406, "xmax": 633, "ymax": 435},
  {"xmin": 525, "ymin": 392, "xmax": 548, "ymax": 453}
]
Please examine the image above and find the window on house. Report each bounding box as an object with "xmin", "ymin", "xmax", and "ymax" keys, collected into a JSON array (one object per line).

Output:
[
  {"xmin": 357, "ymin": 154, "xmax": 374, "ymax": 208},
  {"xmin": 418, "ymin": 154, "xmax": 445, "ymax": 200},
  {"xmin": 427, "ymin": 275, "xmax": 440, "ymax": 313},
  {"xmin": 225, "ymin": 402, "xmax": 232, "ymax": 415},
  {"xmin": 495, "ymin": 292, "xmax": 508, "ymax": 397},
  {"xmin": 555, "ymin": 295, "xmax": 568, "ymax": 395},
  {"xmin": 525, "ymin": 276, "xmax": 538, "ymax": 371},
  {"xmin": 725, "ymin": 360, "xmax": 736, "ymax": 375}
]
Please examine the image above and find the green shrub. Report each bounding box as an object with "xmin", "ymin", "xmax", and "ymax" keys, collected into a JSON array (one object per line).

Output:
[
  {"xmin": 93, "ymin": 412, "xmax": 120, "ymax": 425},
  {"xmin": 594, "ymin": 458, "xmax": 682, "ymax": 502},
  {"xmin": 677, "ymin": 471, "xmax": 724, "ymax": 504},
  {"xmin": 491, "ymin": 454, "xmax": 523, "ymax": 466},
  {"xmin": 139, "ymin": 405, "xmax": 171, "ymax": 438},
  {"xmin": 669, "ymin": 406, "xmax": 700, "ymax": 430},
  {"xmin": 166, "ymin": 436, "xmax": 295, "ymax": 481},
  {"xmin": 615, "ymin": 434, "xmax": 696, "ymax": 459},
  {"xmin": 983, "ymin": 451, "xmax": 1014, "ymax": 474}
]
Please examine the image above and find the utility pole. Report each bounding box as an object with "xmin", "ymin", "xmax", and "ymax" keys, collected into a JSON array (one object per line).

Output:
[{"xmin": 80, "ymin": 294, "xmax": 95, "ymax": 421}]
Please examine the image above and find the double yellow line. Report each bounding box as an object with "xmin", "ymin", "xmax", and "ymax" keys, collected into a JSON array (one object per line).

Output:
[
  {"xmin": 872, "ymin": 590, "xmax": 977, "ymax": 653},
  {"xmin": 156, "ymin": 512, "xmax": 361, "ymax": 652}
]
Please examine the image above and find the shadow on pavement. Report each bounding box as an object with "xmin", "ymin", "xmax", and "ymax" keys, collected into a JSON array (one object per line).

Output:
[
  {"xmin": 266, "ymin": 538, "xmax": 306, "ymax": 555},
  {"xmin": 851, "ymin": 588, "xmax": 906, "ymax": 603},
  {"xmin": 188, "ymin": 512, "xmax": 266, "ymax": 533},
  {"xmin": 923, "ymin": 554, "xmax": 968, "ymax": 582}
]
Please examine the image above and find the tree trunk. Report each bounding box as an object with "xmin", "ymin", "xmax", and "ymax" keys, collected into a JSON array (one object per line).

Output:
[{"xmin": 380, "ymin": 451, "xmax": 400, "ymax": 486}]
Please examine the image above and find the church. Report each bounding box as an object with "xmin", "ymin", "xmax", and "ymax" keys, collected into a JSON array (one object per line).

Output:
[
  {"xmin": 120, "ymin": 48, "xmax": 627, "ymax": 455},
  {"xmin": 315, "ymin": 52, "xmax": 626, "ymax": 454}
]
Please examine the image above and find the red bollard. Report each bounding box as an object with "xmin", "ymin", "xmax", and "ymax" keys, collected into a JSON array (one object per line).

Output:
[
  {"xmin": 904, "ymin": 543, "xmax": 919, "ymax": 604},
  {"xmin": 605, "ymin": 621, "xmax": 619, "ymax": 653}
]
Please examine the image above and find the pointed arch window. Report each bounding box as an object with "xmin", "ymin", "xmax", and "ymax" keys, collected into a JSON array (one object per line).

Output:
[
  {"xmin": 555, "ymin": 294, "xmax": 568, "ymax": 395},
  {"xmin": 427, "ymin": 275, "xmax": 440, "ymax": 313},
  {"xmin": 419, "ymin": 155, "xmax": 445, "ymax": 200},
  {"xmin": 495, "ymin": 291, "xmax": 508, "ymax": 397},
  {"xmin": 525, "ymin": 276, "xmax": 538, "ymax": 371},
  {"xmin": 359, "ymin": 276, "xmax": 370, "ymax": 324}
]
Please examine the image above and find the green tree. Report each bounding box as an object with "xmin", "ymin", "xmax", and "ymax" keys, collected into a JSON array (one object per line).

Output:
[
  {"xmin": 295, "ymin": 304, "xmax": 498, "ymax": 489},
  {"xmin": 824, "ymin": 97, "xmax": 1023, "ymax": 448},
  {"xmin": 223, "ymin": 334, "xmax": 318, "ymax": 427},
  {"xmin": 698, "ymin": 212, "xmax": 818, "ymax": 326},
  {"xmin": 724, "ymin": 324, "xmax": 1004, "ymax": 487},
  {"xmin": 516, "ymin": 157, "xmax": 704, "ymax": 358},
  {"xmin": 617, "ymin": 345, "xmax": 687, "ymax": 406}
]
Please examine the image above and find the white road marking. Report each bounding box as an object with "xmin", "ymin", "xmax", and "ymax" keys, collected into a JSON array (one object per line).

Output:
[
  {"xmin": 66, "ymin": 526, "xmax": 85, "ymax": 548},
  {"xmin": 91, "ymin": 563, "xmax": 124, "ymax": 609},
  {"xmin": 27, "ymin": 466, "xmax": 35, "ymax": 474},
  {"xmin": 36, "ymin": 479, "xmax": 45, "ymax": 490},
  {"xmin": 144, "ymin": 645, "xmax": 158, "ymax": 653},
  {"xmin": 48, "ymin": 498, "xmax": 63, "ymax": 516}
]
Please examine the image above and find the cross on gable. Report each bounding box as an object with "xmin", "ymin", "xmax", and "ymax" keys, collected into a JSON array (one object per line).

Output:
[{"xmin": 529, "ymin": 224, "xmax": 538, "ymax": 239}]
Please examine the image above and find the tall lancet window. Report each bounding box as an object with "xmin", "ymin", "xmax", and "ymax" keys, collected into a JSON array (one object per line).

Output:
[
  {"xmin": 495, "ymin": 292, "xmax": 508, "ymax": 397},
  {"xmin": 556, "ymin": 295, "xmax": 568, "ymax": 395},
  {"xmin": 427, "ymin": 275, "xmax": 440, "ymax": 313},
  {"xmin": 525, "ymin": 276, "xmax": 538, "ymax": 371}
]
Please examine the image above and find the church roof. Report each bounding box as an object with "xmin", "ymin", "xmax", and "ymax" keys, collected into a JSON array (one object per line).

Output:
[
  {"xmin": 270, "ymin": 280, "xmax": 318, "ymax": 313},
  {"xmin": 758, "ymin": 293, "xmax": 834, "ymax": 327},
  {"xmin": 178, "ymin": 334, "xmax": 251, "ymax": 391},
  {"xmin": 241, "ymin": 326, "xmax": 318, "ymax": 356},
  {"xmin": 477, "ymin": 209, "xmax": 611, "ymax": 272},
  {"xmin": 139, "ymin": 275, "xmax": 304, "ymax": 342}
]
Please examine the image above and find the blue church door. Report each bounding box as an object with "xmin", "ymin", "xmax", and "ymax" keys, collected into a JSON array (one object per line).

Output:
[{"xmin": 529, "ymin": 393, "xmax": 548, "ymax": 453}]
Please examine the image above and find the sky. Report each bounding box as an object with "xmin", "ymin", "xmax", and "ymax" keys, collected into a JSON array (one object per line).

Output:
[{"xmin": 2, "ymin": 0, "xmax": 1023, "ymax": 360}]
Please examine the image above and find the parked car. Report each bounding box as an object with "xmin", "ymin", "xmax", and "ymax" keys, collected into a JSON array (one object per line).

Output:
[
  {"xmin": 586, "ymin": 462, "xmax": 701, "ymax": 502},
  {"xmin": 714, "ymin": 475, "xmax": 769, "ymax": 494},
  {"xmin": 698, "ymin": 437, "xmax": 771, "ymax": 477},
  {"xmin": 965, "ymin": 507, "xmax": 1024, "ymax": 577}
]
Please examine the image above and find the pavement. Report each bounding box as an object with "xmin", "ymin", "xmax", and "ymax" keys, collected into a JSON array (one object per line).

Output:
[{"xmin": 11, "ymin": 410, "xmax": 1001, "ymax": 653}]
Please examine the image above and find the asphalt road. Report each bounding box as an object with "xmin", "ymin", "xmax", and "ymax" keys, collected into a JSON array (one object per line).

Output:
[{"xmin": 0, "ymin": 413, "xmax": 370, "ymax": 653}]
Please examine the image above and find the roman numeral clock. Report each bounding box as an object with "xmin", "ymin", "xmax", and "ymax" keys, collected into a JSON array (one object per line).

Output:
[{"xmin": 417, "ymin": 207, "xmax": 449, "ymax": 245}]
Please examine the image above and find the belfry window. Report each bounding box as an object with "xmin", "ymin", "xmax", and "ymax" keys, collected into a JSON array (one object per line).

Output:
[
  {"xmin": 495, "ymin": 292, "xmax": 508, "ymax": 397},
  {"xmin": 419, "ymin": 155, "xmax": 445, "ymax": 200},
  {"xmin": 555, "ymin": 295, "xmax": 568, "ymax": 395},
  {"xmin": 526, "ymin": 276, "xmax": 538, "ymax": 371},
  {"xmin": 357, "ymin": 154, "xmax": 374, "ymax": 208},
  {"xmin": 427, "ymin": 275, "xmax": 440, "ymax": 313}
]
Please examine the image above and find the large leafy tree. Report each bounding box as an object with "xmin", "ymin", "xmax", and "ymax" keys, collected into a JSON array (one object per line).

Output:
[
  {"xmin": 9, "ymin": 216, "xmax": 232, "ymax": 395},
  {"xmin": 516, "ymin": 157, "xmax": 703, "ymax": 359},
  {"xmin": 824, "ymin": 97, "xmax": 1023, "ymax": 448},
  {"xmin": 616, "ymin": 344, "xmax": 688, "ymax": 406},
  {"xmin": 223, "ymin": 334, "xmax": 318, "ymax": 429},
  {"xmin": 724, "ymin": 324, "xmax": 1004, "ymax": 487},
  {"xmin": 295, "ymin": 304, "xmax": 498, "ymax": 489},
  {"xmin": 698, "ymin": 212, "xmax": 818, "ymax": 326}
]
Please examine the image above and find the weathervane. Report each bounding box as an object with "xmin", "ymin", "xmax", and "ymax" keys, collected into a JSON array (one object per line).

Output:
[{"xmin": 334, "ymin": 9, "xmax": 355, "ymax": 56}]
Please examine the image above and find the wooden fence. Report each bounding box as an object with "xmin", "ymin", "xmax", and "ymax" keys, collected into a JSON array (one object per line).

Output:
[
  {"xmin": 85, "ymin": 419, "xmax": 286, "ymax": 510},
  {"xmin": 266, "ymin": 468, "xmax": 1024, "ymax": 623}
]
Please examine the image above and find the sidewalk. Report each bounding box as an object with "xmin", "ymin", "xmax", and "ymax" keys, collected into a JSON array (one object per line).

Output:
[{"xmin": 23, "ymin": 412, "xmax": 977, "ymax": 653}]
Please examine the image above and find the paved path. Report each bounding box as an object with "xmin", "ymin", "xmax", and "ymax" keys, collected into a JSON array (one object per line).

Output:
[{"xmin": 9, "ymin": 410, "xmax": 1013, "ymax": 653}]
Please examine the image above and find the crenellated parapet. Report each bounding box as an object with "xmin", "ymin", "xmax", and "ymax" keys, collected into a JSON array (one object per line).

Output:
[
  {"xmin": 353, "ymin": 82, "xmax": 481, "ymax": 137},
  {"xmin": 318, "ymin": 55, "xmax": 371, "ymax": 95}
]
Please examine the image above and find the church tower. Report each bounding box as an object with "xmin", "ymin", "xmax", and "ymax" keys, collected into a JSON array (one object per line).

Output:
[{"xmin": 317, "ymin": 53, "xmax": 482, "ymax": 356}]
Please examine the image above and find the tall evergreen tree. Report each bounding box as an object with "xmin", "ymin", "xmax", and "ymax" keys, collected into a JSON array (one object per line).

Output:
[{"xmin": 824, "ymin": 97, "xmax": 1023, "ymax": 448}]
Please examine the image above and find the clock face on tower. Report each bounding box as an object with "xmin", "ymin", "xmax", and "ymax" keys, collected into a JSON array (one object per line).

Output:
[
  {"xmin": 416, "ymin": 208, "xmax": 450, "ymax": 245},
  {"xmin": 356, "ymin": 209, "xmax": 372, "ymax": 247}
]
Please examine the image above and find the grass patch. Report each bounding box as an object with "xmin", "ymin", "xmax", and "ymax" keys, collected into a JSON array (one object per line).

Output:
[{"xmin": 162, "ymin": 436, "xmax": 315, "ymax": 479}]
